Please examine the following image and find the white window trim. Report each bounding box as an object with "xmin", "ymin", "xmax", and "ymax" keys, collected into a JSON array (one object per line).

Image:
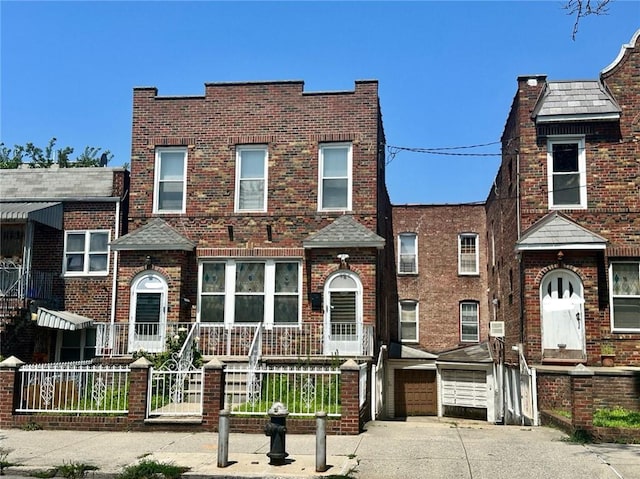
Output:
[
  {"xmin": 399, "ymin": 299, "xmax": 419, "ymax": 343},
  {"xmin": 458, "ymin": 233, "xmax": 479, "ymax": 276},
  {"xmin": 153, "ymin": 147, "xmax": 187, "ymax": 214},
  {"xmin": 460, "ymin": 301, "xmax": 479, "ymax": 342},
  {"xmin": 197, "ymin": 259, "xmax": 302, "ymax": 327},
  {"xmin": 609, "ymin": 261, "xmax": 640, "ymax": 333},
  {"xmin": 63, "ymin": 230, "xmax": 110, "ymax": 277},
  {"xmin": 234, "ymin": 145, "xmax": 268, "ymax": 213},
  {"xmin": 547, "ymin": 136, "xmax": 587, "ymax": 210},
  {"xmin": 398, "ymin": 233, "xmax": 418, "ymax": 275},
  {"xmin": 318, "ymin": 142, "xmax": 352, "ymax": 212}
]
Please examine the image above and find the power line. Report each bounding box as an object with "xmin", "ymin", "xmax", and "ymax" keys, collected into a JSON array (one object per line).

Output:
[{"xmin": 385, "ymin": 141, "xmax": 502, "ymax": 165}]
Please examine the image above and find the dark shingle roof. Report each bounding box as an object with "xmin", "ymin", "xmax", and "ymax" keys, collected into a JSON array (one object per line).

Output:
[
  {"xmin": 0, "ymin": 167, "xmax": 122, "ymax": 200},
  {"xmin": 533, "ymin": 81, "xmax": 621, "ymax": 123},
  {"xmin": 110, "ymin": 218, "xmax": 196, "ymax": 251},
  {"xmin": 303, "ymin": 215, "xmax": 385, "ymax": 249},
  {"xmin": 516, "ymin": 212, "xmax": 607, "ymax": 251},
  {"xmin": 437, "ymin": 342, "xmax": 493, "ymax": 363}
]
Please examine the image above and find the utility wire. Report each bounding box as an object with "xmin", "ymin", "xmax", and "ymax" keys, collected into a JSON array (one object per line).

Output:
[{"xmin": 385, "ymin": 141, "xmax": 502, "ymax": 165}]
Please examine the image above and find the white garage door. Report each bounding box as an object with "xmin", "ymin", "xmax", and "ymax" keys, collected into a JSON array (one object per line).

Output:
[{"xmin": 441, "ymin": 369, "xmax": 487, "ymax": 408}]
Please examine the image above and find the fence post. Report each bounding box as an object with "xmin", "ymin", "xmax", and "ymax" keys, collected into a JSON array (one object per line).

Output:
[
  {"xmin": 316, "ymin": 411, "xmax": 327, "ymax": 472},
  {"xmin": 128, "ymin": 357, "xmax": 152, "ymax": 427},
  {"xmin": 340, "ymin": 359, "xmax": 360, "ymax": 435},
  {"xmin": 0, "ymin": 356, "xmax": 24, "ymax": 429},
  {"xmin": 203, "ymin": 357, "xmax": 225, "ymax": 431},
  {"xmin": 569, "ymin": 364, "xmax": 594, "ymax": 434}
]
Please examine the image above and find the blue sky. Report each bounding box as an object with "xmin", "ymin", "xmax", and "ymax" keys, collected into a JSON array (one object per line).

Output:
[{"xmin": 1, "ymin": 1, "xmax": 638, "ymax": 204}]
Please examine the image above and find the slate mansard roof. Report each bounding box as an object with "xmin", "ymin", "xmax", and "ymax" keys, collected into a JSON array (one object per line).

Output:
[{"xmin": 532, "ymin": 80, "xmax": 621, "ymax": 123}]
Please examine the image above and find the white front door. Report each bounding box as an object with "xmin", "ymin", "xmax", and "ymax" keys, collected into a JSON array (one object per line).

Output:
[
  {"xmin": 541, "ymin": 270, "xmax": 585, "ymax": 357},
  {"xmin": 129, "ymin": 272, "xmax": 168, "ymax": 353},
  {"xmin": 323, "ymin": 271, "xmax": 363, "ymax": 355}
]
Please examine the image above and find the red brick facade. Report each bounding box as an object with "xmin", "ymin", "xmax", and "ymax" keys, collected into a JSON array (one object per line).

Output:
[
  {"xmin": 486, "ymin": 31, "xmax": 640, "ymax": 367},
  {"xmin": 392, "ymin": 204, "xmax": 488, "ymax": 352}
]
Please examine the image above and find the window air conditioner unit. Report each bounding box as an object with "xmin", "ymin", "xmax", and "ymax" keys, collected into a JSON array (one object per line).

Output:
[{"xmin": 489, "ymin": 321, "xmax": 505, "ymax": 338}]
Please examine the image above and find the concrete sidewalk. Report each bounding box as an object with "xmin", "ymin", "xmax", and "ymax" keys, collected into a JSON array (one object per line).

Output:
[{"xmin": 1, "ymin": 418, "xmax": 639, "ymax": 479}]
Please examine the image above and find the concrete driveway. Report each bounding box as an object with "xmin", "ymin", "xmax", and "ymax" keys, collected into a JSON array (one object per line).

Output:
[{"xmin": 353, "ymin": 418, "xmax": 640, "ymax": 479}]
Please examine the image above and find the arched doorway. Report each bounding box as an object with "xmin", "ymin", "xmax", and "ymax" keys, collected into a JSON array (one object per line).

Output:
[
  {"xmin": 540, "ymin": 269, "xmax": 585, "ymax": 360},
  {"xmin": 129, "ymin": 271, "xmax": 168, "ymax": 353},
  {"xmin": 323, "ymin": 270, "xmax": 363, "ymax": 355}
]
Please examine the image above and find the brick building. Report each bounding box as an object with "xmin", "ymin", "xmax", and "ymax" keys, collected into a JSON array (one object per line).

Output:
[
  {"xmin": 386, "ymin": 203, "xmax": 492, "ymax": 420},
  {"xmin": 108, "ymin": 80, "xmax": 395, "ymax": 361},
  {"xmin": 487, "ymin": 29, "xmax": 640, "ymax": 368},
  {"xmin": 0, "ymin": 167, "xmax": 129, "ymax": 362}
]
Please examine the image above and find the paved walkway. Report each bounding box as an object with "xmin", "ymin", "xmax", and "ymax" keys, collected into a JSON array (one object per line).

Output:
[{"xmin": 0, "ymin": 418, "xmax": 639, "ymax": 478}]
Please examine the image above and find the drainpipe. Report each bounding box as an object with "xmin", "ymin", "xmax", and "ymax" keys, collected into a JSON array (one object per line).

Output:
[{"xmin": 109, "ymin": 198, "xmax": 121, "ymax": 333}]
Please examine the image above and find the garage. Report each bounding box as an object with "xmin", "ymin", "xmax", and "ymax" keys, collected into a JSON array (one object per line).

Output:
[
  {"xmin": 394, "ymin": 369, "xmax": 437, "ymax": 416},
  {"xmin": 440, "ymin": 369, "xmax": 487, "ymax": 408}
]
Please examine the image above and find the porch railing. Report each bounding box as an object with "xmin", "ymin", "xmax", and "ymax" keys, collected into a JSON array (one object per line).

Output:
[
  {"xmin": 95, "ymin": 322, "xmax": 374, "ymax": 358},
  {"xmin": 0, "ymin": 260, "xmax": 55, "ymax": 301}
]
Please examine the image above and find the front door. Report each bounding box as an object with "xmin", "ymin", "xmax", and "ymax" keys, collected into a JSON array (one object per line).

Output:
[
  {"xmin": 324, "ymin": 271, "xmax": 362, "ymax": 355},
  {"xmin": 540, "ymin": 270, "xmax": 585, "ymax": 359},
  {"xmin": 129, "ymin": 272, "xmax": 168, "ymax": 353}
]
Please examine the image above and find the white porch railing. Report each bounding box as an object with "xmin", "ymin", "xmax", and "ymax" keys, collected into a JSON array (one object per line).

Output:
[
  {"xmin": 96, "ymin": 322, "xmax": 374, "ymax": 358},
  {"xmin": 17, "ymin": 361, "xmax": 130, "ymax": 414}
]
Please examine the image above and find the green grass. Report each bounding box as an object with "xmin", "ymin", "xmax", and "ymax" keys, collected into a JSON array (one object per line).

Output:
[
  {"xmin": 551, "ymin": 409, "xmax": 572, "ymax": 419},
  {"xmin": 593, "ymin": 407, "xmax": 640, "ymax": 428},
  {"xmin": 116, "ymin": 459, "xmax": 190, "ymax": 479}
]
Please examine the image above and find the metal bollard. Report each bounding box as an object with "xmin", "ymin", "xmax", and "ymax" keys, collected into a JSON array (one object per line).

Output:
[
  {"xmin": 217, "ymin": 409, "xmax": 230, "ymax": 468},
  {"xmin": 264, "ymin": 401, "xmax": 289, "ymax": 466},
  {"xmin": 316, "ymin": 411, "xmax": 327, "ymax": 472}
]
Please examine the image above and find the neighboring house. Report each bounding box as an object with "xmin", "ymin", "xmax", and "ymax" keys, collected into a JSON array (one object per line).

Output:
[
  {"xmin": 0, "ymin": 166, "xmax": 129, "ymax": 362},
  {"xmin": 486, "ymin": 31, "xmax": 640, "ymax": 370},
  {"xmin": 387, "ymin": 203, "xmax": 493, "ymax": 420},
  {"xmin": 106, "ymin": 80, "xmax": 394, "ymax": 364}
]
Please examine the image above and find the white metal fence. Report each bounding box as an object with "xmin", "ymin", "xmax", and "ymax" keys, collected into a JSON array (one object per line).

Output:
[
  {"xmin": 225, "ymin": 363, "xmax": 342, "ymax": 417},
  {"xmin": 147, "ymin": 367, "xmax": 204, "ymax": 417},
  {"xmin": 17, "ymin": 361, "xmax": 130, "ymax": 414}
]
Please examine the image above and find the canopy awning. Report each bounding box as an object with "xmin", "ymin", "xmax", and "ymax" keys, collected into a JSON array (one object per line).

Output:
[
  {"xmin": 0, "ymin": 202, "xmax": 63, "ymax": 230},
  {"xmin": 36, "ymin": 307, "xmax": 94, "ymax": 330}
]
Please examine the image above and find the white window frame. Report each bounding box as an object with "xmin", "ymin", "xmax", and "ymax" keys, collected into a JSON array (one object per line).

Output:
[
  {"xmin": 398, "ymin": 233, "xmax": 418, "ymax": 274},
  {"xmin": 399, "ymin": 300, "xmax": 418, "ymax": 343},
  {"xmin": 458, "ymin": 233, "xmax": 479, "ymax": 275},
  {"xmin": 318, "ymin": 142, "xmax": 352, "ymax": 211},
  {"xmin": 153, "ymin": 147, "xmax": 187, "ymax": 214},
  {"xmin": 198, "ymin": 259, "xmax": 302, "ymax": 327},
  {"xmin": 63, "ymin": 230, "xmax": 110, "ymax": 276},
  {"xmin": 547, "ymin": 136, "xmax": 587, "ymax": 210},
  {"xmin": 235, "ymin": 145, "xmax": 268, "ymax": 212},
  {"xmin": 460, "ymin": 301, "xmax": 479, "ymax": 342},
  {"xmin": 609, "ymin": 261, "xmax": 640, "ymax": 332}
]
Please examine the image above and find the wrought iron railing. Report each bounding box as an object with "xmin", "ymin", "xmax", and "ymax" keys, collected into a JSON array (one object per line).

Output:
[{"xmin": 0, "ymin": 259, "xmax": 55, "ymax": 301}]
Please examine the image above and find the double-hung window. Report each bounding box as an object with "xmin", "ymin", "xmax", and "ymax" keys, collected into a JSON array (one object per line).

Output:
[
  {"xmin": 398, "ymin": 233, "xmax": 417, "ymax": 274},
  {"xmin": 458, "ymin": 233, "xmax": 479, "ymax": 275},
  {"xmin": 199, "ymin": 260, "xmax": 300, "ymax": 325},
  {"xmin": 460, "ymin": 301, "xmax": 479, "ymax": 342},
  {"xmin": 399, "ymin": 300, "xmax": 418, "ymax": 342},
  {"xmin": 154, "ymin": 147, "xmax": 187, "ymax": 213},
  {"xmin": 235, "ymin": 146, "xmax": 267, "ymax": 212},
  {"xmin": 547, "ymin": 137, "xmax": 586, "ymax": 209},
  {"xmin": 610, "ymin": 262, "xmax": 640, "ymax": 331},
  {"xmin": 64, "ymin": 230, "xmax": 109, "ymax": 276},
  {"xmin": 319, "ymin": 143, "xmax": 352, "ymax": 211}
]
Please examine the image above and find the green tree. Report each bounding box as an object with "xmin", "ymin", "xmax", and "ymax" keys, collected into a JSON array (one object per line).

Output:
[{"xmin": 0, "ymin": 138, "xmax": 113, "ymax": 169}]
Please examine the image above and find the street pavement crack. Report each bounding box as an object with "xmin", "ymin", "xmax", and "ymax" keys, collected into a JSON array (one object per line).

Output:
[{"xmin": 455, "ymin": 426, "xmax": 474, "ymax": 479}]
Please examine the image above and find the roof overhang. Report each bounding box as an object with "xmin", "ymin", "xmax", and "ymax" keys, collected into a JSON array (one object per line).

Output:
[
  {"xmin": 516, "ymin": 242, "xmax": 607, "ymax": 252},
  {"xmin": 302, "ymin": 241, "xmax": 385, "ymax": 250},
  {"xmin": 0, "ymin": 202, "xmax": 63, "ymax": 230},
  {"xmin": 36, "ymin": 307, "xmax": 94, "ymax": 330},
  {"xmin": 535, "ymin": 112, "xmax": 620, "ymax": 124}
]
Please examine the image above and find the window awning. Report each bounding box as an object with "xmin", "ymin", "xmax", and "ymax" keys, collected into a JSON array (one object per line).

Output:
[
  {"xmin": 0, "ymin": 202, "xmax": 63, "ymax": 230},
  {"xmin": 36, "ymin": 307, "xmax": 94, "ymax": 330}
]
